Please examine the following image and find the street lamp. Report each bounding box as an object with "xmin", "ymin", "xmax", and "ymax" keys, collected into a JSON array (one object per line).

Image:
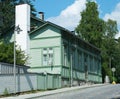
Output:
[
  {"xmin": 111, "ymin": 67, "xmax": 116, "ymax": 82},
  {"xmin": 14, "ymin": 25, "xmax": 22, "ymax": 94}
]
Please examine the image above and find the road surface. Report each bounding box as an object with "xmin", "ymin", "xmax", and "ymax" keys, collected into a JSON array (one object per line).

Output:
[{"xmin": 33, "ymin": 84, "xmax": 120, "ymax": 99}]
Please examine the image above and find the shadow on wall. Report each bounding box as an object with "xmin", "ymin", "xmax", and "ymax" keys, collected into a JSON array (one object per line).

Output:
[{"xmin": 17, "ymin": 70, "xmax": 35, "ymax": 92}]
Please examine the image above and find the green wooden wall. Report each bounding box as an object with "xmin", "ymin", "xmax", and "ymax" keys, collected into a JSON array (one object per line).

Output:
[
  {"xmin": 29, "ymin": 25, "xmax": 62, "ymax": 75},
  {"xmin": 29, "ymin": 23, "xmax": 102, "ymax": 84}
]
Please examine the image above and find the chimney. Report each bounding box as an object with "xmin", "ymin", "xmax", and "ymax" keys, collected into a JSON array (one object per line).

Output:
[
  {"xmin": 39, "ymin": 12, "xmax": 44, "ymax": 20},
  {"xmin": 15, "ymin": 4, "xmax": 30, "ymax": 57}
]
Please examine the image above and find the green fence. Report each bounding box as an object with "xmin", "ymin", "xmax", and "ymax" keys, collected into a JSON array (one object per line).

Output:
[{"xmin": 37, "ymin": 73, "xmax": 61, "ymax": 90}]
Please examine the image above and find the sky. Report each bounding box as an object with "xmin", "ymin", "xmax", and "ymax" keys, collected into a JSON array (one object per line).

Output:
[{"xmin": 32, "ymin": 0, "xmax": 120, "ymax": 38}]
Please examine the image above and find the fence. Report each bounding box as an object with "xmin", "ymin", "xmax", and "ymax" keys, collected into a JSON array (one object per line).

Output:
[
  {"xmin": 37, "ymin": 73, "xmax": 61, "ymax": 90},
  {"xmin": 0, "ymin": 62, "xmax": 61, "ymax": 95},
  {"xmin": 0, "ymin": 74, "xmax": 61, "ymax": 95}
]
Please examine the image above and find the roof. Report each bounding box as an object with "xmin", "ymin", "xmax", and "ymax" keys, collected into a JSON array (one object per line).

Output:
[
  {"xmin": 4, "ymin": 15, "xmax": 100, "ymax": 53},
  {"xmin": 31, "ymin": 15, "xmax": 46, "ymax": 24},
  {"xmin": 30, "ymin": 16, "xmax": 101, "ymax": 52}
]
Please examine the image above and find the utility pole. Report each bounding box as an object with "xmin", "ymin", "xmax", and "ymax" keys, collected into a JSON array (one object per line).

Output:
[
  {"xmin": 14, "ymin": 25, "xmax": 22, "ymax": 94},
  {"xmin": 111, "ymin": 67, "xmax": 116, "ymax": 84}
]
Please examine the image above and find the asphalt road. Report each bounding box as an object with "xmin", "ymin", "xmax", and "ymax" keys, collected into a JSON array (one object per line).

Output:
[{"xmin": 34, "ymin": 84, "xmax": 120, "ymax": 99}]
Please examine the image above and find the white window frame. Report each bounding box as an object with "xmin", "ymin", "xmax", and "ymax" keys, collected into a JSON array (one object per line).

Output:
[{"xmin": 42, "ymin": 48, "xmax": 54, "ymax": 66}]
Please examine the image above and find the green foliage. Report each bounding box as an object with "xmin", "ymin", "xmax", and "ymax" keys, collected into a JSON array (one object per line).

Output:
[
  {"xmin": 0, "ymin": 0, "xmax": 35, "ymax": 65},
  {"xmin": 0, "ymin": 41, "xmax": 27, "ymax": 65},
  {"xmin": 0, "ymin": 0, "xmax": 15, "ymax": 35},
  {"xmin": 114, "ymin": 38, "xmax": 120, "ymax": 82},
  {"xmin": 102, "ymin": 62, "xmax": 112, "ymax": 82},
  {"xmin": 75, "ymin": 1, "xmax": 105, "ymax": 48},
  {"xmin": 3, "ymin": 88, "xmax": 9, "ymax": 96},
  {"xmin": 75, "ymin": 1, "xmax": 120, "ymax": 82},
  {"xmin": 0, "ymin": 0, "xmax": 36, "ymax": 36},
  {"xmin": 105, "ymin": 19, "xmax": 118, "ymax": 39},
  {"xmin": 101, "ymin": 19, "xmax": 119, "ymax": 82}
]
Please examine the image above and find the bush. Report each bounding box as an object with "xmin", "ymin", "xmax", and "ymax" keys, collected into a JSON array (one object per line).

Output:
[{"xmin": 3, "ymin": 88, "xmax": 9, "ymax": 96}]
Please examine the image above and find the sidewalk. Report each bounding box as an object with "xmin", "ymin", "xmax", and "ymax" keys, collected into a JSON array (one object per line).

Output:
[{"xmin": 1, "ymin": 84, "xmax": 105, "ymax": 99}]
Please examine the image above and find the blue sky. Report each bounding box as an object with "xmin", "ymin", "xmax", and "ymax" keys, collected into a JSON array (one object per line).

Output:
[
  {"xmin": 33, "ymin": 0, "xmax": 120, "ymax": 37},
  {"xmin": 33, "ymin": 0, "xmax": 75, "ymax": 19}
]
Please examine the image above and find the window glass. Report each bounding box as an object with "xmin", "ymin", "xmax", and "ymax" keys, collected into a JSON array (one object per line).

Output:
[
  {"xmin": 48, "ymin": 48, "xmax": 53, "ymax": 65},
  {"xmin": 48, "ymin": 53, "xmax": 53, "ymax": 65},
  {"xmin": 43, "ymin": 54, "xmax": 47, "ymax": 65},
  {"xmin": 43, "ymin": 48, "xmax": 54, "ymax": 66},
  {"xmin": 64, "ymin": 46, "xmax": 67, "ymax": 66}
]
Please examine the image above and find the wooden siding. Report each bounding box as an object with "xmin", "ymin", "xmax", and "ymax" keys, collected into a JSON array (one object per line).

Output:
[
  {"xmin": 30, "ymin": 37, "xmax": 61, "ymax": 48},
  {"xmin": 54, "ymin": 47, "xmax": 61, "ymax": 65},
  {"xmin": 30, "ymin": 25, "xmax": 61, "ymax": 39},
  {"xmin": 30, "ymin": 49, "xmax": 42, "ymax": 67},
  {"xmin": 29, "ymin": 66, "xmax": 61, "ymax": 74},
  {"xmin": 29, "ymin": 25, "xmax": 62, "ymax": 75}
]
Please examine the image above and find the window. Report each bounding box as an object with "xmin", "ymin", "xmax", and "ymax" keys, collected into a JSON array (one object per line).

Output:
[
  {"xmin": 64, "ymin": 53, "xmax": 67, "ymax": 66},
  {"xmin": 43, "ymin": 54, "xmax": 47, "ymax": 65},
  {"xmin": 78, "ymin": 52, "xmax": 82, "ymax": 69},
  {"xmin": 64, "ymin": 45, "xmax": 67, "ymax": 66},
  {"xmin": 84, "ymin": 54, "xmax": 88, "ymax": 71},
  {"xmin": 72, "ymin": 49, "xmax": 75, "ymax": 67},
  {"xmin": 48, "ymin": 53, "xmax": 53, "ymax": 65},
  {"xmin": 48, "ymin": 48, "xmax": 53, "ymax": 66},
  {"xmin": 90, "ymin": 56, "xmax": 92, "ymax": 72},
  {"xmin": 43, "ymin": 48, "xmax": 47, "ymax": 66},
  {"xmin": 43, "ymin": 48, "xmax": 54, "ymax": 66}
]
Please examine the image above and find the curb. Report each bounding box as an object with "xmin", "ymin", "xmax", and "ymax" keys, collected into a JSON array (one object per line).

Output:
[
  {"xmin": 26, "ymin": 84, "xmax": 106, "ymax": 99},
  {"xmin": 2, "ymin": 84, "xmax": 107, "ymax": 99}
]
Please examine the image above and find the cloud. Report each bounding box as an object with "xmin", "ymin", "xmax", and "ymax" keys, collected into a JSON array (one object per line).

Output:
[
  {"xmin": 47, "ymin": 0, "xmax": 86, "ymax": 31},
  {"xmin": 104, "ymin": 2, "xmax": 120, "ymax": 38}
]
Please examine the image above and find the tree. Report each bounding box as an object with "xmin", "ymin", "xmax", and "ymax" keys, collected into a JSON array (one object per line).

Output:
[
  {"xmin": 112, "ymin": 37, "xmax": 120, "ymax": 82},
  {"xmin": 0, "ymin": 0, "xmax": 15, "ymax": 35},
  {"xmin": 0, "ymin": 41, "xmax": 27, "ymax": 65},
  {"xmin": 103, "ymin": 19, "xmax": 118, "ymax": 59},
  {"xmin": 0, "ymin": 0, "xmax": 35, "ymax": 65},
  {"xmin": 101, "ymin": 19, "xmax": 118, "ymax": 82},
  {"xmin": 105, "ymin": 19, "xmax": 118, "ymax": 39},
  {"xmin": 75, "ymin": 1, "xmax": 119, "ymax": 82},
  {"xmin": 75, "ymin": 1, "xmax": 105, "ymax": 48},
  {"xmin": 0, "ymin": 0, "xmax": 36, "ymax": 36}
]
